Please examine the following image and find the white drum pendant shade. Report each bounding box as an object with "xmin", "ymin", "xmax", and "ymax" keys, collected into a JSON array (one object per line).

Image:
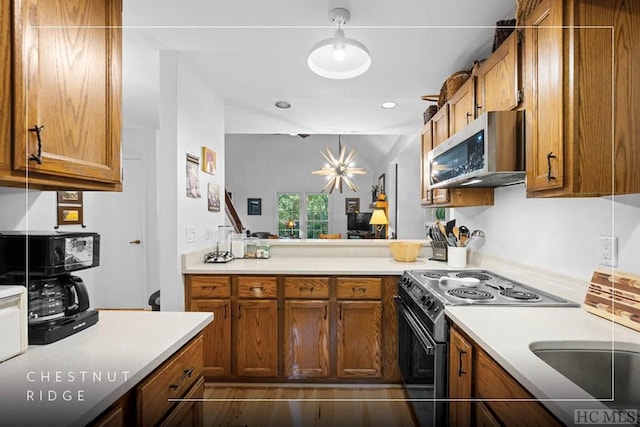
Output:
[{"xmin": 307, "ymin": 8, "xmax": 371, "ymax": 80}]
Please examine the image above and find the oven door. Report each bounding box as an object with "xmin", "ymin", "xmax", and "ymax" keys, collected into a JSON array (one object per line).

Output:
[{"xmin": 395, "ymin": 295, "xmax": 447, "ymax": 427}]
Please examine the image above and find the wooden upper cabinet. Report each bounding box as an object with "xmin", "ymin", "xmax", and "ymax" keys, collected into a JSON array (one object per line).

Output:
[
  {"xmin": 448, "ymin": 77, "xmax": 476, "ymax": 135},
  {"xmin": 524, "ymin": 0, "xmax": 564, "ymax": 193},
  {"xmin": 431, "ymin": 104, "xmax": 450, "ymax": 147},
  {"xmin": 524, "ymin": 0, "xmax": 640, "ymax": 197},
  {"xmin": 1, "ymin": 0, "xmax": 122, "ymax": 191},
  {"xmin": 476, "ymin": 31, "xmax": 520, "ymax": 114},
  {"xmin": 420, "ymin": 121, "xmax": 433, "ymax": 205}
]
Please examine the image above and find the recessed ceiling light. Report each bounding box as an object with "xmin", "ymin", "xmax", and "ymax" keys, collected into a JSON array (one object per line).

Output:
[
  {"xmin": 381, "ymin": 101, "xmax": 397, "ymax": 109},
  {"xmin": 275, "ymin": 101, "xmax": 291, "ymax": 109}
]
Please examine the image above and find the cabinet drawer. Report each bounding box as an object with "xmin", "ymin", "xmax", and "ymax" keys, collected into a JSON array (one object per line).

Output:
[
  {"xmin": 159, "ymin": 376, "xmax": 204, "ymax": 427},
  {"xmin": 190, "ymin": 276, "xmax": 231, "ymax": 298},
  {"xmin": 237, "ymin": 276, "xmax": 278, "ymax": 298},
  {"xmin": 137, "ymin": 335, "xmax": 204, "ymax": 427},
  {"xmin": 284, "ymin": 277, "xmax": 329, "ymax": 299},
  {"xmin": 336, "ymin": 278, "xmax": 382, "ymax": 299}
]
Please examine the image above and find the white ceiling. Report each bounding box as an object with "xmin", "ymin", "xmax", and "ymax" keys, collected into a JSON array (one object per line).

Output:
[{"xmin": 122, "ymin": 0, "xmax": 517, "ymax": 138}]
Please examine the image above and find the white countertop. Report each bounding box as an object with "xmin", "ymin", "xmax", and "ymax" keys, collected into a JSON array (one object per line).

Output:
[
  {"xmin": 445, "ymin": 306, "xmax": 640, "ymax": 425},
  {"xmin": 0, "ymin": 310, "xmax": 212, "ymax": 427},
  {"xmin": 183, "ymin": 255, "xmax": 444, "ymax": 275}
]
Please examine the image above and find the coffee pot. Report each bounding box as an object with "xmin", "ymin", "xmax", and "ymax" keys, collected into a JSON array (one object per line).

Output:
[{"xmin": 27, "ymin": 275, "xmax": 90, "ymax": 325}]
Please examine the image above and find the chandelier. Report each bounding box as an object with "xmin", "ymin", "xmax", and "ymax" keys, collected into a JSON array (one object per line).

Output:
[{"xmin": 312, "ymin": 136, "xmax": 366, "ymax": 194}]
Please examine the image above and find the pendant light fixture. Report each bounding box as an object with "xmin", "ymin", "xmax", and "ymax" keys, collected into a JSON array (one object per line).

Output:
[
  {"xmin": 307, "ymin": 8, "xmax": 371, "ymax": 79},
  {"xmin": 311, "ymin": 135, "xmax": 366, "ymax": 194}
]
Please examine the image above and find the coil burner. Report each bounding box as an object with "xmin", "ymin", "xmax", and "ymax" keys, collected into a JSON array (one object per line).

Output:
[{"xmin": 446, "ymin": 288, "xmax": 494, "ymax": 301}]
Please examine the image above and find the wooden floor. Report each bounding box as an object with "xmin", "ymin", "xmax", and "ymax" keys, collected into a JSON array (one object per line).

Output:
[{"xmin": 203, "ymin": 383, "xmax": 418, "ymax": 427}]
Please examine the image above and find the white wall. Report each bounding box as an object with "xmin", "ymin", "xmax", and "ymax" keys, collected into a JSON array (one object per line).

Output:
[
  {"xmin": 377, "ymin": 135, "xmax": 426, "ymax": 239},
  {"xmin": 225, "ymin": 134, "xmax": 377, "ymax": 237},
  {"xmin": 453, "ymin": 185, "xmax": 640, "ymax": 280},
  {"xmin": 156, "ymin": 51, "xmax": 226, "ymax": 311},
  {"xmin": 0, "ymin": 188, "xmax": 99, "ymax": 304}
]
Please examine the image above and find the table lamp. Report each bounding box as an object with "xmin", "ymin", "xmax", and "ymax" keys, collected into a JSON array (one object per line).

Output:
[
  {"xmin": 369, "ymin": 209, "xmax": 388, "ymax": 239},
  {"xmin": 286, "ymin": 219, "xmax": 295, "ymax": 237}
]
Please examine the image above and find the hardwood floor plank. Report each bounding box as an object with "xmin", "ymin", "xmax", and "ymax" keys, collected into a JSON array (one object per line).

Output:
[{"xmin": 202, "ymin": 384, "xmax": 417, "ymax": 426}]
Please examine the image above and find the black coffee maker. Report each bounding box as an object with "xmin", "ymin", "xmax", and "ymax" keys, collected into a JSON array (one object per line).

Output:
[{"xmin": 0, "ymin": 231, "xmax": 100, "ymax": 344}]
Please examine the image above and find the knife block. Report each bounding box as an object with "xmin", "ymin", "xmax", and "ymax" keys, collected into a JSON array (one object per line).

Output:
[{"xmin": 430, "ymin": 241, "xmax": 448, "ymax": 261}]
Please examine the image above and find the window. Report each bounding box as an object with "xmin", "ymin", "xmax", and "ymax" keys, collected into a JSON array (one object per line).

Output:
[
  {"xmin": 277, "ymin": 192, "xmax": 329, "ymax": 238},
  {"xmin": 305, "ymin": 193, "xmax": 328, "ymax": 238},
  {"xmin": 277, "ymin": 193, "xmax": 300, "ymax": 237}
]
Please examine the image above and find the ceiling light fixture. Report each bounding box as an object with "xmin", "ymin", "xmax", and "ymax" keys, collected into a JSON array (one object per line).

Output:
[
  {"xmin": 274, "ymin": 100, "xmax": 291, "ymax": 109},
  {"xmin": 311, "ymin": 135, "xmax": 366, "ymax": 194},
  {"xmin": 381, "ymin": 101, "xmax": 397, "ymax": 109},
  {"xmin": 307, "ymin": 8, "xmax": 371, "ymax": 80}
]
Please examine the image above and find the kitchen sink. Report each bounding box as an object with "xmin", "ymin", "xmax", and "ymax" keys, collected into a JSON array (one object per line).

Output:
[{"xmin": 530, "ymin": 342, "xmax": 640, "ymax": 409}]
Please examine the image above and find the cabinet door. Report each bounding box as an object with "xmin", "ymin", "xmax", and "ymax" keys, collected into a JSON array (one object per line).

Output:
[
  {"xmin": 420, "ymin": 121, "xmax": 433, "ymax": 205},
  {"xmin": 13, "ymin": 0, "xmax": 122, "ymax": 184},
  {"xmin": 235, "ymin": 299, "xmax": 278, "ymax": 377},
  {"xmin": 449, "ymin": 328, "xmax": 473, "ymax": 427},
  {"xmin": 429, "ymin": 105, "xmax": 451, "ymax": 205},
  {"xmin": 336, "ymin": 301, "xmax": 382, "ymax": 378},
  {"xmin": 431, "ymin": 104, "xmax": 450, "ymax": 147},
  {"xmin": 284, "ymin": 300, "xmax": 330, "ymax": 378},
  {"xmin": 477, "ymin": 31, "xmax": 520, "ymax": 113},
  {"xmin": 190, "ymin": 299, "xmax": 231, "ymax": 377},
  {"xmin": 524, "ymin": 0, "xmax": 564, "ymax": 192},
  {"xmin": 448, "ymin": 77, "xmax": 476, "ymax": 135}
]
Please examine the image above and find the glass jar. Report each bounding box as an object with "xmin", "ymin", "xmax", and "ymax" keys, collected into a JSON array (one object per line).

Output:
[
  {"xmin": 244, "ymin": 237, "xmax": 258, "ymax": 258},
  {"xmin": 256, "ymin": 240, "xmax": 270, "ymax": 259},
  {"xmin": 231, "ymin": 233, "xmax": 245, "ymax": 259}
]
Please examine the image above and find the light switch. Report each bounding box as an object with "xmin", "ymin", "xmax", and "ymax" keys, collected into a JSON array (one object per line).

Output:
[{"xmin": 186, "ymin": 225, "xmax": 197, "ymax": 243}]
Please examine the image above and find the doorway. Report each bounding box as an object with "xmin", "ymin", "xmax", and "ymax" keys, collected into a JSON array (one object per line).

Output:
[{"xmin": 93, "ymin": 156, "xmax": 148, "ymax": 309}]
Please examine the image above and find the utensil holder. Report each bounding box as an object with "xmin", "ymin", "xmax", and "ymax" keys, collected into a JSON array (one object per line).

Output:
[
  {"xmin": 447, "ymin": 247, "xmax": 467, "ymax": 268},
  {"xmin": 430, "ymin": 241, "xmax": 448, "ymax": 261}
]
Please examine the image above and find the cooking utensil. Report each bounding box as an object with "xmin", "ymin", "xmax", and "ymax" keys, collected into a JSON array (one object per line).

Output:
[
  {"xmin": 465, "ymin": 230, "xmax": 486, "ymax": 251},
  {"xmin": 438, "ymin": 276, "xmax": 480, "ymax": 287},
  {"xmin": 445, "ymin": 219, "xmax": 456, "ymax": 236}
]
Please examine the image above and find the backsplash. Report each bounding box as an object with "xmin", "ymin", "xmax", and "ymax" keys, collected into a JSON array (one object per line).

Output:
[{"xmin": 453, "ymin": 185, "xmax": 640, "ymax": 281}]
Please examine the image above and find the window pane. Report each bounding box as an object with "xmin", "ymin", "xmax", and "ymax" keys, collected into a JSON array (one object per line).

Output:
[
  {"xmin": 306, "ymin": 193, "xmax": 329, "ymax": 238},
  {"xmin": 278, "ymin": 193, "xmax": 300, "ymax": 237}
]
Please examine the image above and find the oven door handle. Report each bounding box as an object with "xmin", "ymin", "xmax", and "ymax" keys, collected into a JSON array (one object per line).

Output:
[{"xmin": 394, "ymin": 296, "xmax": 437, "ymax": 355}]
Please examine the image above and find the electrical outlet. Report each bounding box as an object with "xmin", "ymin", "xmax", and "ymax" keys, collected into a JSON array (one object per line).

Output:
[
  {"xmin": 186, "ymin": 225, "xmax": 197, "ymax": 243},
  {"xmin": 598, "ymin": 236, "xmax": 618, "ymax": 267}
]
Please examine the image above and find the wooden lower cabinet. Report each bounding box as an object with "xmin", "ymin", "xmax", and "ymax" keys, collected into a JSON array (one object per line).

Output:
[
  {"xmin": 91, "ymin": 334, "xmax": 205, "ymax": 427},
  {"xmin": 284, "ymin": 300, "xmax": 330, "ymax": 378},
  {"xmin": 448, "ymin": 325, "xmax": 562, "ymax": 426},
  {"xmin": 184, "ymin": 274, "xmax": 399, "ymax": 383},
  {"xmin": 449, "ymin": 327, "xmax": 473, "ymax": 427},
  {"xmin": 235, "ymin": 299, "xmax": 278, "ymax": 377},
  {"xmin": 190, "ymin": 299, "xmax": 231, "ymax": 377},
  {"xmin": 159, "ymin": 377, "xmax": 204, "ymax": 427},
  {"xmin": 336, "ymin": 301, "xmax": 382, "ymax": 378}
]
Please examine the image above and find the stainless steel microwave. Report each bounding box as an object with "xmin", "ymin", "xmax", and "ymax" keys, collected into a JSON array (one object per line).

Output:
[
  {"xmin": 0, "ymin": 231, "xmax": 100, "ymax": 276},
  {"xmin": 427, "ymin": 111, "xmax": 525, "ymax": 189}
]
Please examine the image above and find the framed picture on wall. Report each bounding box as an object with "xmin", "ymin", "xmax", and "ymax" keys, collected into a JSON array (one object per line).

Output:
[
  {"xmin": 202, "ymin": 146, "xmax": 216, "ymax": 175},
  {"xmin": 186, "ymin": 154, "xmax": 201, "ymax": 198},
  {"xmin": 208, "ymin": 182, "xmax": 221, "ymax": 212},
  {"xmin": 247, "ymin": 198, "xmax": 262, "ymax": 215},
  {"xmin": 57, "ymin": 206, "xmax": 83, "ymax": 225},
  {"xmin": 378, "ymin": 173, "xmax": 386, "ymax": 196},
  {"xmin": 345, "ymin": 198, "xmax": 359, "ymax": 214}
]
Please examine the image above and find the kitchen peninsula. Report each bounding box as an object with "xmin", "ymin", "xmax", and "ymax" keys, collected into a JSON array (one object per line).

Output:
[{"xmin": 0, "ymin": 310, "xmax": 212, "ymax": 426}]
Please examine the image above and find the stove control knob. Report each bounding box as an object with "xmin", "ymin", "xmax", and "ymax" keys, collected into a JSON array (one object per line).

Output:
[
  {"xmin": 420, "ymin": 295, "xmax": 427, "ymax": 304},
  {"xmin": 425, "ymin": 298, "xmax": 435, "ymax": 309}
]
